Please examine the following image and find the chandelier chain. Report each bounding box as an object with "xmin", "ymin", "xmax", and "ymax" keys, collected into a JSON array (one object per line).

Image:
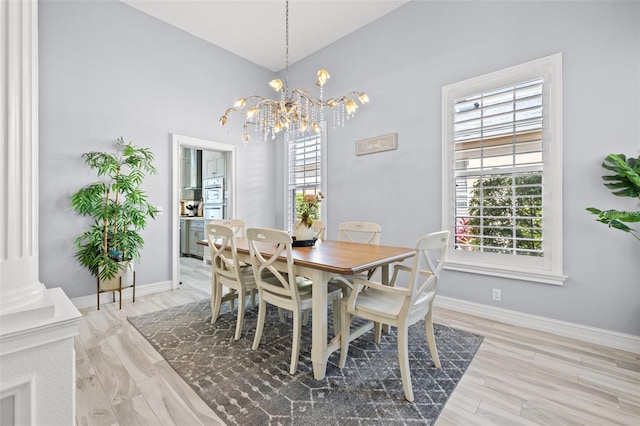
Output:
[{"xmin": 285, "ymin": 0, "xmax": 289, "ymax": 92}]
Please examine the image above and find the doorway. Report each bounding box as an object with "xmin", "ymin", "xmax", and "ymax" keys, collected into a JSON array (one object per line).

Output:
[{"xmin": 171, "ymin": 134, "xmax": 237, "ymax": 290}]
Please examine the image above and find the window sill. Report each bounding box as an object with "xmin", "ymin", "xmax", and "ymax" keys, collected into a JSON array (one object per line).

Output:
[{"xmin": 444, "ymin": 261, "xmax": 568, "ymax": 286}]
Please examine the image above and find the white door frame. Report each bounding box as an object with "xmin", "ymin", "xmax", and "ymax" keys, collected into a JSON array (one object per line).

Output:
[{"xmin": 171, "ymin": 134, "xmax": 237, "ymax": 290}]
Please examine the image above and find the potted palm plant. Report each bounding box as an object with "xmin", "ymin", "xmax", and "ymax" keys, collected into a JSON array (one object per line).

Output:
[
  {"xmin": 71, "ymin": 137, "xmax": 157, "ymax": 297},
  {"xmin": 587, "ymin": 153, "xmax": 640, "ymax": 241}
]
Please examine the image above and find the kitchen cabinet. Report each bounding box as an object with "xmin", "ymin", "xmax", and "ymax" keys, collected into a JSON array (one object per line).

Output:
[
  {"xmin": 188, "ymin": 219, "xmax": 205, "ymax": 258},
  {"xmin": 203, "ymin": 150, "xmax": 225, "ymax": 179},
  {"xmin": 180, "ymin": 218, "xmax": 204, "ymax": 259},
  {"xmin": 180, "ymin": 219, "xmax": 187, "ymax": 256}
]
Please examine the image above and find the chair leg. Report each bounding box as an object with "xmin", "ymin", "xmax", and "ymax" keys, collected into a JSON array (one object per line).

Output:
[
  {"xmin": 250, "ymin": 289, "xmax": 257, "ymax": 310},
  {"xmin": 229, "ymin": 290, "xmax": 236, "ymax": 312},
  {"xmin": 234, "ymin": 289, "xmax": 247, "ymax": 341},
  {"xmin": 425, "ymin": 309, "xmax": 441, "ymax": 368},
  {"xmin": 252, "ymin": 299, "xmax": 267, "ymax": 350},
  {"xmin": 278, "ymin": 307, "xmax": 287, "ymax": 322},
  {"xmin": 397, "ymin": 322, "xmax": 414, "ymax": 402},
  {"xmin": 339, "ymin": 303, "xmax": 350, "ymax": 369},
  {"xmin": 374, "ymin": 322, "xmax": 382, "ymax": 344},
  {"xmin": 290, "ymin": 308, "xmax": 301, "ymax": 375},
  {"xmin": 302, "ymin": 309, "xmax": 310, "ymax": 326},
  {"xmin": 211, "ymin": 283, "xmax": 223, "ymax": 325}
]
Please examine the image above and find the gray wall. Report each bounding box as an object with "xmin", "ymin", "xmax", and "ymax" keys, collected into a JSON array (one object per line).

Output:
[
  {"xmin": 38, "ymin": 0, "xmax": 276, "ymax": 298},
  {"xmin": 278, "ymin": 0, "xmax": 640, "ymax": 335},
  {"xmin": 39, "ymin": 0, "xmax": 639, "ymax": 336}
]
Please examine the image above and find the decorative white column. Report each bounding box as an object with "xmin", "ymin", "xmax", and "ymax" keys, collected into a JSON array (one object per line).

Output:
[
  {"xmin": 0, "ymin": 0, "xmax": 46, "ymax": 316},
  {"xmin": 1, "ymin": 1, "xmax": 81, "ymax": 425}
]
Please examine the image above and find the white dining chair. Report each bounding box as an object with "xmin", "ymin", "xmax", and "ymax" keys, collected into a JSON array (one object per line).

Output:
[
  {"xmin": 310, "ymin": 220, "xmax": 326, "ymax": 239},
  {"xmin": 204, "ymin": 219, "xmax": 246, "ymax": 264},
  {"xmin": 337, "ymin": 221, "xmax": 381, "ymax": 244},
  {"xmin": 338, "ymin": 230, "xmax": 450, "ymax": 402},
  {"xmin": 208, "ymin": 224, "xmax": 257, "ymax": 340},
  {"xmin": 329, "ymin": 221, "xmax": 382, "ymax": 296},
  {"xmin": 208, "ymin": 218, "xmax": 246, "ymax": 237},
  {"xmin": 247, "ymin": 227, "xmax": 342, "ymax": 374},
  {"xmin": 279, "ymin": 219, "xmax": 325, "ymax": 325}
]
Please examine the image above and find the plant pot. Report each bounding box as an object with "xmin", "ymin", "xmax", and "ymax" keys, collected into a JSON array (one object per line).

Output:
[
  {"xmin": 294, "ymin": 221, "xmax": 315, "ymax": 241},
  {"xmin": 99, "ymin": 261, "xmax": 134, "ymax": 291}
]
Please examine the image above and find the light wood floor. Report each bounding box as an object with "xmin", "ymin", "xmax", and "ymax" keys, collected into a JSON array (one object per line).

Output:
[{"xmin": 75, "ymin": 257, "xmax": 640, "ymax": 425}]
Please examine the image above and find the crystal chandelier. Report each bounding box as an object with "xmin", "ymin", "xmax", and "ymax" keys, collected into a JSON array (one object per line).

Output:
[{"xmin": 219, "ymin": 0, "xmax": 369, "ymax": 143}]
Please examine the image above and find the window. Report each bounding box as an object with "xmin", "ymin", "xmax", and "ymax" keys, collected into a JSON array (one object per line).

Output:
[
  {"xmin": 442, "ymin": 54, "xmax": 566, "ymax": 285},
  {"xmin": 286, "ymin": 130, "xmax": 326, "ymax": 231}
]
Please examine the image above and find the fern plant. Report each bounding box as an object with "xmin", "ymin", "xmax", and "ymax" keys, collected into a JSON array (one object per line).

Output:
[
  {"xmin": 586, "ymin": 153, "xmax": 640, "ymax": 242},
  {"xmin": 71, "ymin": 137, "xmax": 157, "ymax": 281}
]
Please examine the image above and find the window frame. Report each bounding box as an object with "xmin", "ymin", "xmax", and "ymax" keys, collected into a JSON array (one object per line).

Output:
[
  {"xmin": 284, "ymin": 124, "xmax": 327, "ymax": 232},
  {"xmin": 441, "ymin": 53, "xmax": 567, "ymax": 285}
]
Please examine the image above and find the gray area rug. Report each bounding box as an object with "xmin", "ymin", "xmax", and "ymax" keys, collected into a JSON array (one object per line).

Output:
[{"xmin": 128, "ymin": 299, "xmax": 483, "ymax": 425}]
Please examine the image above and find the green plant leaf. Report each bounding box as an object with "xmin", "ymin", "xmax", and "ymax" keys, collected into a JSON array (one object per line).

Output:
[{"xmin": 71, "ymin": 137, "xmax": 157, "ymax": 279}]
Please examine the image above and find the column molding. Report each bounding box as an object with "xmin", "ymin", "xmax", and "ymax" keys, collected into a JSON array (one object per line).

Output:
[{"xmin": 0, "ymin": 0, "xmax": 45, "ymax": 312}]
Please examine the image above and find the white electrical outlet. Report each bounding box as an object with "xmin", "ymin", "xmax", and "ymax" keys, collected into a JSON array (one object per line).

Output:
[
  {"xmin": 492, "ymin": 288, "xmax": 502, "ymax": 301},
  {"xmin": 156, "ymin": 206, "xmax": 163, "ymax": 216}
]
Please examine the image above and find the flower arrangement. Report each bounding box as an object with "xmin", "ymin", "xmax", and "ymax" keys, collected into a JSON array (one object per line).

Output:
[{"xmin": 299, "ymin": 192, "xmax": 325, "ymax": 227}]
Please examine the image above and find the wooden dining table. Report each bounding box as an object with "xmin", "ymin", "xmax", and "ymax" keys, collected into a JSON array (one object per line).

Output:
[{"xmin": 198, "ymin": 237, "xmax": 415, "ymax": 380}]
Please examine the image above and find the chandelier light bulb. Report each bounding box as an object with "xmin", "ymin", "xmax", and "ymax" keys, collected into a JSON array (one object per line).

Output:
[
  {"xmin": 246, "ymin": 107, "xmax": 258, "ymax": 119},
  {"xmin": 269, "ymin": 78, "xmax": 283, "ymax": 92},
  {"xmin": 345, "ymin": 99, "xmax": 358, "ymax": 115},
  {"xmin": 317, "ymin": 69, "xmax": 330, "ymax": 86},
  {"xmin": 233, "ymin": 98, "xmax": 246, "ymax": 108}
]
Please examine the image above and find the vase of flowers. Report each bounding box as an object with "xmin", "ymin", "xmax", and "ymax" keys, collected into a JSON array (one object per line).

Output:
[{"xmin": 294, "ymin": 192, "xmax": 324, "ymax": 241}]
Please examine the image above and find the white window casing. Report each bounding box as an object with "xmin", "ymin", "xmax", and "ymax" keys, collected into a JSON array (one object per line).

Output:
[
  {"xmin": 442, "ymin": 53, "xmax": 567, "ymax": 285},
  {"xmin": 285, "ymin": 126, "xmax": 327, "ymax": 231}
]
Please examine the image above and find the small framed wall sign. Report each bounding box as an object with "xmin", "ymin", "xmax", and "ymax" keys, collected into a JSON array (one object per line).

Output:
[{"xmin": 356, "ymin": 133, "xmax": 397, "ymax": 156}]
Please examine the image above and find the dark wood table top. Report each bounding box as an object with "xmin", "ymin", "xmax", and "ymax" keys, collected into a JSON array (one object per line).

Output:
[{"xmin": 198, "ymin": 238, "xmax": 415, "ymax": 275}]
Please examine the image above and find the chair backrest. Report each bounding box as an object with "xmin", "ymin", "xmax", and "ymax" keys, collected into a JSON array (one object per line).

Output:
[
  {"xmin": 206, "ymin": 219, "xmax": 245, "ymax": 239},
  {"xmin": 311, "ymin": 220, "xmax": 326, "ymax": 239},
  {"xmin": 207, "ymin": 224, "xmax": 248, "ymax": 290},
  {"xmin": 417, "ymin": 230, "xmax": 449, "ymax": 281},
  {"xmin": 338, "ymin": 221, "xmax": 381, "ymax": 245},
  {"xmin": 246, "ymin": 227, "xmax": 301, "ymax": 303},
  {"xmin": 401, "ymin": 230, "xmax": 450, "ymax": 314}
]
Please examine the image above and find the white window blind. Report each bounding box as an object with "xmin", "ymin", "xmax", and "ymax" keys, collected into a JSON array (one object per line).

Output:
[
  {"xmin": 287, "ymin": 133, "xmax": 323, "ymax": 231},
  {"xmin": 442, "ymin": 53, "xmax": 566, "ymax": 285},
  {"xmin": 454, "ymin": 78, "xmax": 544, "ymax": 256}
]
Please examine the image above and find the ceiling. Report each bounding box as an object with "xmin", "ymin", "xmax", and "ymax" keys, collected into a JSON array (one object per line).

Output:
[{"xmin": 122, "ymin": 0, "xmax": 409, "ymax": 72}]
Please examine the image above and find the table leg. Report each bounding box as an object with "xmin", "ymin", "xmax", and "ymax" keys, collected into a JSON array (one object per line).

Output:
[
  {"xmin": 381, "ymin": 264, "xmax": 390, "ymax": 285},
  {"xmin": 380, "ymin": 264, "xmax": 390, "ymax": 336},
  {"xmin": 301, "ymin": 266, "xmax": 329, "ymax": 380}
]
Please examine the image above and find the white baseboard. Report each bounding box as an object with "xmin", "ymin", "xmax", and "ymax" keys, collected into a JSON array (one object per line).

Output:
[
  {"xmin": 434, "ymin": 295, "xmax": 640, "ymax": 354},
  {"xmin": 71, "ymin": 281, "xmax": 173, "ymax": 310},
  {"xmin": 70, "ymin": 283, "xmax": 639, "ymax": 354}
]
